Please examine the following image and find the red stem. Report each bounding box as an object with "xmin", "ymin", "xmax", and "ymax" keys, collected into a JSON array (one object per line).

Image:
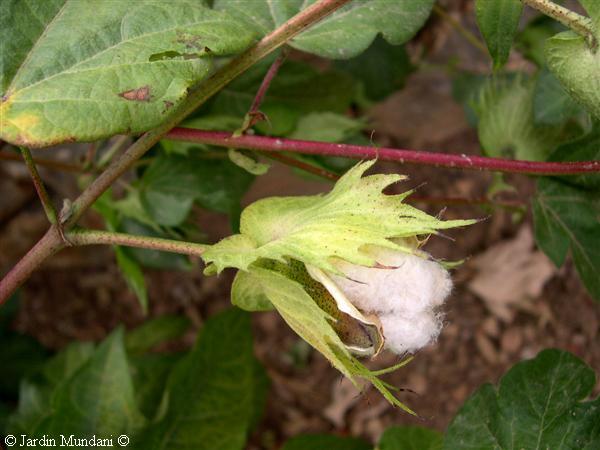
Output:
[
  {"xmin": 167, "ymin": 128, "xmax": 600, "ymax": 176},
  {"xmin": 249, "ymin": 50, "xmax": 288, "ymax": 115}
]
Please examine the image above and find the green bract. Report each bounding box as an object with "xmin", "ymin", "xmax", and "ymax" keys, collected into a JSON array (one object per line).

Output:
[{"xmin": 202, "ymin": 161, "xmax": 475, "ymax": 409}]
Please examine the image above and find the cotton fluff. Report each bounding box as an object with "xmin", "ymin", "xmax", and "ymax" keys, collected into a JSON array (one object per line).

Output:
[{"xmin": 329, "ymin": 246, "xmax": 452, "ymax": 354}]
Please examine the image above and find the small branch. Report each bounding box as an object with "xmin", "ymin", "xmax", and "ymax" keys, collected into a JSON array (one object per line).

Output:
[
  {"xmin": 20, "ymin": 147, "xmax": 59, "ymax": 225},
  {"xmin": 0, "ymin": 150, "xmax": 82, "ymax": 173},
  {"xmin": 167, "ymin": 128, "xmax": 600, "ymax": 176},
  {"xmin": 67, "ymin": 229, "xmax": 206, "ymax": 257},
  {"xmin": 0, "ymin": 227, "xmax": 65, "ymax": 305},
  {"xmin": 250, "ymin": 50, "xmax": 288, "ymax": 114},
  {"xmin": 522, "ymin": 0, "xmax": 597, "ymax": 50},
  {"xmin": 433, "ymin": 5, "xmax": 488, "ymax": 55}
]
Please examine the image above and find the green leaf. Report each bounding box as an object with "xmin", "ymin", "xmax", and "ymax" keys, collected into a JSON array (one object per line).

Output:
[
  {"xmin": 125, "ymin": 315, "xmax": 191, "ymax": 355},
  {"xmin": 281, "ymin": 434, "xmax": 370, "ymax": 450},
  {"xmin": 379, "ymin": 426, "xmax": 443, "ymax": 450},
  {"xmin": 533, "ymin": 68, "xmax": 583, "ymax": 125},
  {"xmin": 474, "ymin": 76, "xmax": 563, "ymax": 161},
  {"xmin": 214, "ymin": 0, "xmax": 434, "ymax": 59},
  {"xmin": 34, "ymin": 328, "xmax": 146, "ymax": 438},
  {"xmin": 444, "ymin": 349, "xmax": 599, "ymax": 450},
  {"xmin": 135, "ymin": 309, "xmax": 268, "ymax": 450},
  {"xmin": 475, "ymin": 0, "xmax": 523, "ymax": 69},
  {"xmin": 290, "ymin": 112, "xmax": 365, "ymax": 142},
  {"xmin": 545, "ymin": 31, "xmax": 600, "ymax": 120},
  {"xmin": 335, "ymin": 36, "xmax": 413, "ymax": 101},
  {"xmin": 228, "ymin": 148, "xmax": 271, "ymax": 175},
  {"xmin": 129, "ymin": 353, "xmax": 182, "ymax": 420},
  {"xmin": 231, "ymin": 270, "xmax": 274, "ymax": 311},
  {"xmin": 0, "ymin": 0, "xmax": 255, "ymax": 147},
  {"xmin": 140, "ymin": 152, "xmax": 254, "ymax": 226},
  {"xmin": 532, "ymin": 177, "xmax": 600, "ymax": 300},
  {"xmin": 116, "ymin": 246, "xmax": 149, "ymax": 313},
  {"xmin": 203, "ymin": 161, "xmax": 475, "ymax": 274}
]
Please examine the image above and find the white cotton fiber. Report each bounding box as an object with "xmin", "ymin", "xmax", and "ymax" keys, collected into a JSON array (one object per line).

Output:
[{"xmin": 330, "ymin": 247, "xmax": 452, "ymax": 354}]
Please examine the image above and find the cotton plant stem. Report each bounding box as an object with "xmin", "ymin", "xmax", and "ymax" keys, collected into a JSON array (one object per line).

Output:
[
  {"xmin": 67, "ymin": 229, "xmax": 206, "ymax": 257},
  {"xmin": 19, "ymin": 147, "xmax": 60, "ymax": 225},
  {"xmin": 522, "ymin": 0, "xmax": 597, "ymax": 48},
  {"xmin": 167, "ymin": 128, "xmax": 600, "ymax": 175},
  {"xmin": 0, "ymin": 0, "xmax": 351, "ymax": 305}
]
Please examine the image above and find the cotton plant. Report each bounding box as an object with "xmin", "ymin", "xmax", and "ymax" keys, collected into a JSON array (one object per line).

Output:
[{"xmin": 202, "ymin": 161, "xmax": 475, "ymax": 411}]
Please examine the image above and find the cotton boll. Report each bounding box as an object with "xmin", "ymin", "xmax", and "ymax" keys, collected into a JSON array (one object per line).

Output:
[
  {"xmin": 331, "ymin": 249, "xmax": 453, "ymax": 315},
  {"xmin": 324, "ymin": 246, "xmax": 452, "ymax": 355},
  {"xmin": 379, "ymin": 311, "xmax": 443, "ymax": 354}
]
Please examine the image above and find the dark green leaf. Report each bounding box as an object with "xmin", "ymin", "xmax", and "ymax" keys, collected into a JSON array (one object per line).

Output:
[
  {"xmin": 210, "ymin": 60, "xmax": 356, "ymax": 123},
  {"xmin": 534, "ymin": 68, "xmax": 584, "ymax": 125},
  {"xmin": 135, "ymin": 309, "xmax": 269, "ymax": 450},
  {"xmin": 533, "ymin": 177, "xmax": 600, "ymax": 300},
  {"xmin": 379, "ymin": 426, "xmax": 443, "ymax": 450},
  {"xmin": 444, "ymin": 349, "xmax": 599, "ymax": 449},
  {"xmin": 281, "ymin": 434, "xmax": 370, "ymax": 450},
  {"xmin": 475, "ymin": 0, "xmax": 523, "ymax": 69},
  {"xmin": 214, "ymin": 0, "xmax": 434, "ymax": 59},
  {"xmin": 140, "ymin": 152, "xmax": 254, "ymax": 225},
  {"xmin": 129, "ymin": 353, "xmax": 182, "ymax": 420},
  {"xmin": 41, "ymin": 341, "xmax": 95, "ymax": 387},
  {"xmin": 335, "ymin": 36, "xmax": 413, "ymax": 101},
  {"xmin": 34, "ymin": 328, "xmax": 146, "ymax": 438},
  {"xmin": 125, "ymin": 315, "xmax": 191, "ymax": 355}
]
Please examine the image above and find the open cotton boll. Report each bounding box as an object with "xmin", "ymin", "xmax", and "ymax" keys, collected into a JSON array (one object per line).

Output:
[
  {"xmin": 379, "ymin": 312, "xmax": 443, "ymax": 354},
  {"xmin": 328, "ymin": 247, "xmax": 452, "ymax": 354}
]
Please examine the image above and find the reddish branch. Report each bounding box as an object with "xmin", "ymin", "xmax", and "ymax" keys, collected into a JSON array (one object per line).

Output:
[{"xmin": 167, "ymin": 128, "xmax": 600, "ymax": 176}]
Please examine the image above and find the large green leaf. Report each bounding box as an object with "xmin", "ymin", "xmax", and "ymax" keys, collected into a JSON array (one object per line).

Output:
[
  {"xmin": 0, "ymin": 0, "xmax": 255, "ymax": 147},
  {"xmin": 214, "ymin": 0, "xmax": 434, "ymax": 59},
  {"xmin": 135, "ymin": 308, "xmax": 268, "ymax": 450},
  {"xmin": 281, "ymin": 434, "xmax": 371, "ymax": 450},
  {"xmin": 475, "ymin": 0, "xmax": 523, "ymax": 69},
  {"xmin": 125, "ymin": 315, "xmax": 191, "ymax": 355},
  {"xmin": 444, "ymin": 349, "xmax": 599, "ymax": 450},
  {"xmin": 34, "ymin": 328, "xmax": 146, "ymax": 438},
  {"xmin": 532, "ymin": 176, "xmax": 600, "ymax": 301},
  {"xmin": 379, "ymin": 426, "xmax": 443, "ymax": 450}
]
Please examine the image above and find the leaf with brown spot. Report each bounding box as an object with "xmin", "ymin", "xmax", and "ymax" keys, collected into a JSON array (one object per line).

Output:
[
  {"xmin": 0, "ymin": 0, "xmax": 255, "ymax": 147},
  {"xmin": 119, "ymin": 86, "xmax": 151, "ymax": 102}
]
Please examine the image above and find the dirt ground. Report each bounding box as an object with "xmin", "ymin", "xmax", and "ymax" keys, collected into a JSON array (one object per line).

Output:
[{"xmin": 1, "ymin": 2, "xmax": 598, "ymax": 448}]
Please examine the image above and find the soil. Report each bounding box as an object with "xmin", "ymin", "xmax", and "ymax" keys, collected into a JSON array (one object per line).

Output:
[{"xmin": 1, "ymin": 2, "xmax": 598, "ymax": 449}]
